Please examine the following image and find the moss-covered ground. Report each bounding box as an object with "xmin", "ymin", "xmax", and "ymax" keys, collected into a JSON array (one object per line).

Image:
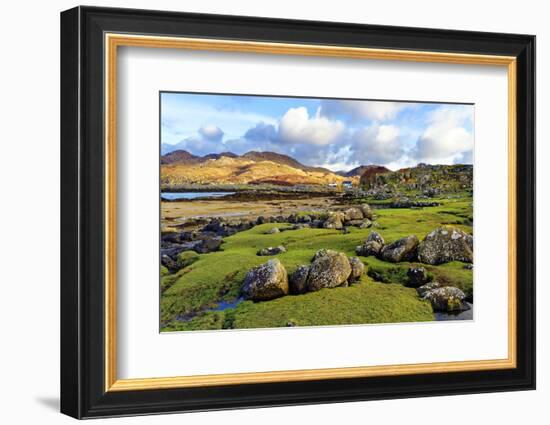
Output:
[{"xmin": 160, "ymin": 195, "xmax": 473, "ymax": 331}]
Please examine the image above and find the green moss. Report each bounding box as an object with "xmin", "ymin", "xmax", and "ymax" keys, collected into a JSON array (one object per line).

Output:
[
  {"xmin": 176, "ymin": 251, "xmax": 200, "ymax": 269},
  {"xmin": 162, "ymin": 277, "xmax": 434, "ymax": 332},
  {"xmin": 160, "ymin": 265, "xmax": 169, "ymax": 277}
]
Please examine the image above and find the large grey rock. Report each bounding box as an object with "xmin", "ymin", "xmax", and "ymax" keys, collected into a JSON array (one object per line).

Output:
[
  {"xmin": 380, "ymin": 235, "xmax": 419, "ymax": 262},
  {"xmin": 241, "ymin": 259, "xmax": 289, "ymax": 301},
  {"xmin": 257, "ymin": 245, "xmax": 287, "ymax": 256},
  {"xmin": 348, "ymin": 257, "xmax": 365, "ymax": 282},
  {"xmin": 355, "ymin": 240, "xmax": 383, "ymax": 257},
  {"xmin": 323, "ymin": 212, "xmax": 345, "ymax": 230},
  {"xmin": 267, "ymin": 227, "xmax": 280, "ymax": 234},
  {"xmin": 343, "ymin": 207, "xmax": 364, "ymax": 221},
  {"xmin": 359, "ymin": 204, "xmax": 374, "ymax": 220},
  {"xmin": 289, "ymin": 265, "xmax": 310, "ymax": 295},
  {"xmin": 306, "ymin": 250, "xmax": 352, "ymax": 291},
  {"xmin": 417, "ymin": 227, "xmax": 473, "ymax": 265},
  {"xmin": 418, "ymin": 284, "xmax": 469, "ymax": 312}
]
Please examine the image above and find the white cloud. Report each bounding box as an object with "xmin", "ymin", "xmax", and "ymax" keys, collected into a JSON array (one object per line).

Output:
[
  {"xmin": 320, "ymin": 100, "xmax": 409, "ymax": 122},
  {"xmin": 413, "ymin": 106, "xmax": 473, "ymax": 164},
  {"xmin": 278, "ymin": 107, "xmax": 344, "ymax": 145},
  {"xmin": 199, "ymin": 124, "xmax": 224, "ymax": 142},
  {"xmin": 350, "ymin": 124, "xmax": 405, "ymax": 165}
]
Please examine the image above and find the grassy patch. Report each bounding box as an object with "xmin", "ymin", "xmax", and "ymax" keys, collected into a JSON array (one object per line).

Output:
[
  {"xmin": 160, "ymin": 195, "xmax": 473, "ymax": 329},
  {"xmin": 162, "ymin": 276, "xmax": 434, "ymax": 331}
]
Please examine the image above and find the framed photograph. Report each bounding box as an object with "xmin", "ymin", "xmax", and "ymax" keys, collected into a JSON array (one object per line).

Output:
[{"xmin": 60, "ymin": 6, "xmax": 536, "ymax": 419}]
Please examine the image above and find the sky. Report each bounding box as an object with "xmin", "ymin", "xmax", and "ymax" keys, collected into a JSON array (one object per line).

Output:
[{"xmin": 160, "ymin": 92, "xmax": 474, "ymax": 172}]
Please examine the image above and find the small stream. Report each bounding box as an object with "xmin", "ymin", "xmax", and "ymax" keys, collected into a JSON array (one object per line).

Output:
[
  {"xmin": 177, "ymin": 297, "xmax": 245, "ymax": 322},
  {"xmin": 434, "ymin": 302, "xmax": 473, "ymax": 321}
]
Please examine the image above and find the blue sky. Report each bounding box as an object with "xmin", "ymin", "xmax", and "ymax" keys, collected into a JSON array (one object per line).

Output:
[{"xmin": 161, "ymin": 92, "xmax": 474, "ymax": 172}]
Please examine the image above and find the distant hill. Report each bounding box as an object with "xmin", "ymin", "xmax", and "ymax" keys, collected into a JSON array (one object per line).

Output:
[
  {"xmin": 360, "ymin": 163, "xmax": 473, "ymax": 194},
  {"xmin": 338, "ymin": 165, "xmax": 391, "ymax": 178},
  {"xmin": 160, "ymin": 150, "xmax": 357, "ymax": 187}
]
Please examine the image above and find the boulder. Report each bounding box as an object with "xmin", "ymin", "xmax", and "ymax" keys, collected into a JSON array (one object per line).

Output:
[
  {"xmin": 380, "ymin": 235, "xmax": 419, "ymax": 262},
  {"xmin": 161, "ymin": 254, "xmax": 177, "ymax": 270},
  {"xmin": 355, "ymin": 240, "xmax": 383, "ymax": 257},
  {"xmin": 348, "ymin": 257, "xmax": 365, "ymax": 282},
  {"xmin": 417, "ymin": 227, "xmax": 473, "ymax": 265},
  {"xmin": 194, "ymin": 236, "xmax": 223, "ymax": 254},
  {"xmin": 367, "ymin": 231, "xmax": 385, "ymax": 245},
  {"xmin": 416, "ymin": 281, "xmax": 441, "ymax": 297},
  {"xmin": 418, "ymin": 284, "xmax": 469, "ymax": 312},
  {"xmin": 267, "ymin": 227, "xmax": 280, "ymax": 234},
  {"xmin": 257, "ymin": 245, "xmax": 287, "ymax": 256},
  {"xmin": 359, "ymin": 204, "xmax": 374, "ymax": 220},
  {"xmin": 241, "ymin": 259, "xmax": 289, "ymax": 301},
  {"xmin": 343, "ymin": 207, "xmax": 364, "ymax": 221},
  {"xmin": 306, "ymin": 250, "xmax": 352, "ymax": 291},
  {"xmin": 289, "ymin": 265, "xmax": 310, "ymax": 295},
  {"xmin": 323, "ymin": 212, "xmax": 345, "ymax": 230},
  {"xmin": 407, "ymin": 267, "xmax": 429, "ymax": 288}
]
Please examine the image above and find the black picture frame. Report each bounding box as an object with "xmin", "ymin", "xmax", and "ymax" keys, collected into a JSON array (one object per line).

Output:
[{"xmin": 61, "ymin": 5, "xmax": 536, "ymax": 419}]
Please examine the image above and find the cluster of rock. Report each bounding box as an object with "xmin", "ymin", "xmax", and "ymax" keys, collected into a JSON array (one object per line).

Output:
[
  {"xmin": 241, "ymin": 250, "xmax": 365, "ymax": 302},
  {"xmin": 416, "ymin": 281, "xmax": 469, "ymax": 312},
  {"xmin": 257, "ymin": 245, "xmax": 286, "ymax": 256},
  {"xmin": 161, "ymin": 205, "xmax": 378, "ymax": 270},
  {"xmin": 356, "ymin": 226, "xmax": 473, "ymax": 265},
  {"xmin": 321, "ymin": 205, "xmax": 374, "ymax": 230}
]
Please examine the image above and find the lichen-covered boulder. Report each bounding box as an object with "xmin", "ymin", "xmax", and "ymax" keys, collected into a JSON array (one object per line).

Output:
[
  {"xmin": 407, "ymin": 266, "xmax": 429, "ymax": 288},
  {"xmin": 323, "ymin": 212, "xmax": 345, "ymax": 230},
  {"xmin": 343, "ymin": 207, "xmax": 364, "ymax": 221},
  {"xmin": 241, "ymin": 259, "xmax": 288, "ymax": 301},
  {"xmin": 416, "ymin": 281, "xmax": 441, "ymax": 297},
  {"xmin": 306, "ymin": 250, "xmax": 352, "ymax": 291},
  {"xmin": 359, "ymin": 204, "xmax": 374, "ymax": 220},
  {"xmin": 418, "ymin": 284, "xmax": 469, "ymax": 312},
  {"xmin": 257, "ymin": 245, "xmax": 287, "ymax": 256},
  {"xmin": 355, "ymin": 240, "xmax": 383, "ymax": 257},
  {"xmin": 348, "ymin": 257, "xmax": 365, "ymax": 282},
  {"xmin": 380, "ymin": 235, "xmax": 419, "ymax": 262},
  {"xmin": 417, "ymin": 227, "xmax": 473, "ymax": 265},
  {"xmin": 289, "ymin": 265, "xmax": 310, "ymax": 295}
]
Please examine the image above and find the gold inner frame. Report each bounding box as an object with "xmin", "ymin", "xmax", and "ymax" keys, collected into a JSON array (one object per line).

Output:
[{"xmin": 104, "ymin": 33, "xmax": 517, "ymax": 392}]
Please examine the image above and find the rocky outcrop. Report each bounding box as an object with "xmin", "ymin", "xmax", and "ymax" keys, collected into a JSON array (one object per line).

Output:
[
  {"xmin": 417, "ymin": 282, "xmax": 469, "ymax": 312},
  {"xmin": 306, "ymin": 250, "xmax": 352, "ymax": 292},
  {"xmin": 380, "ymin": 235, "xmax": 419, "ymax": 263},
  {"xmin": 257, "ymin": 245, "xmax": 287, "ymax": 256},
  {"xmin": 348, "ymin": 257, "xmax": 365, "ymax": 282},
  {"xmin": 289, "ymin": 265, "xmax": 310, "ymax": 295},
  {"xmin": 417, "ymin": 227, "xmax": 473, "ymax": 265},
  {"xmin": 241, "ymin": 259, "xmax": 289, "ymax": 301}
]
